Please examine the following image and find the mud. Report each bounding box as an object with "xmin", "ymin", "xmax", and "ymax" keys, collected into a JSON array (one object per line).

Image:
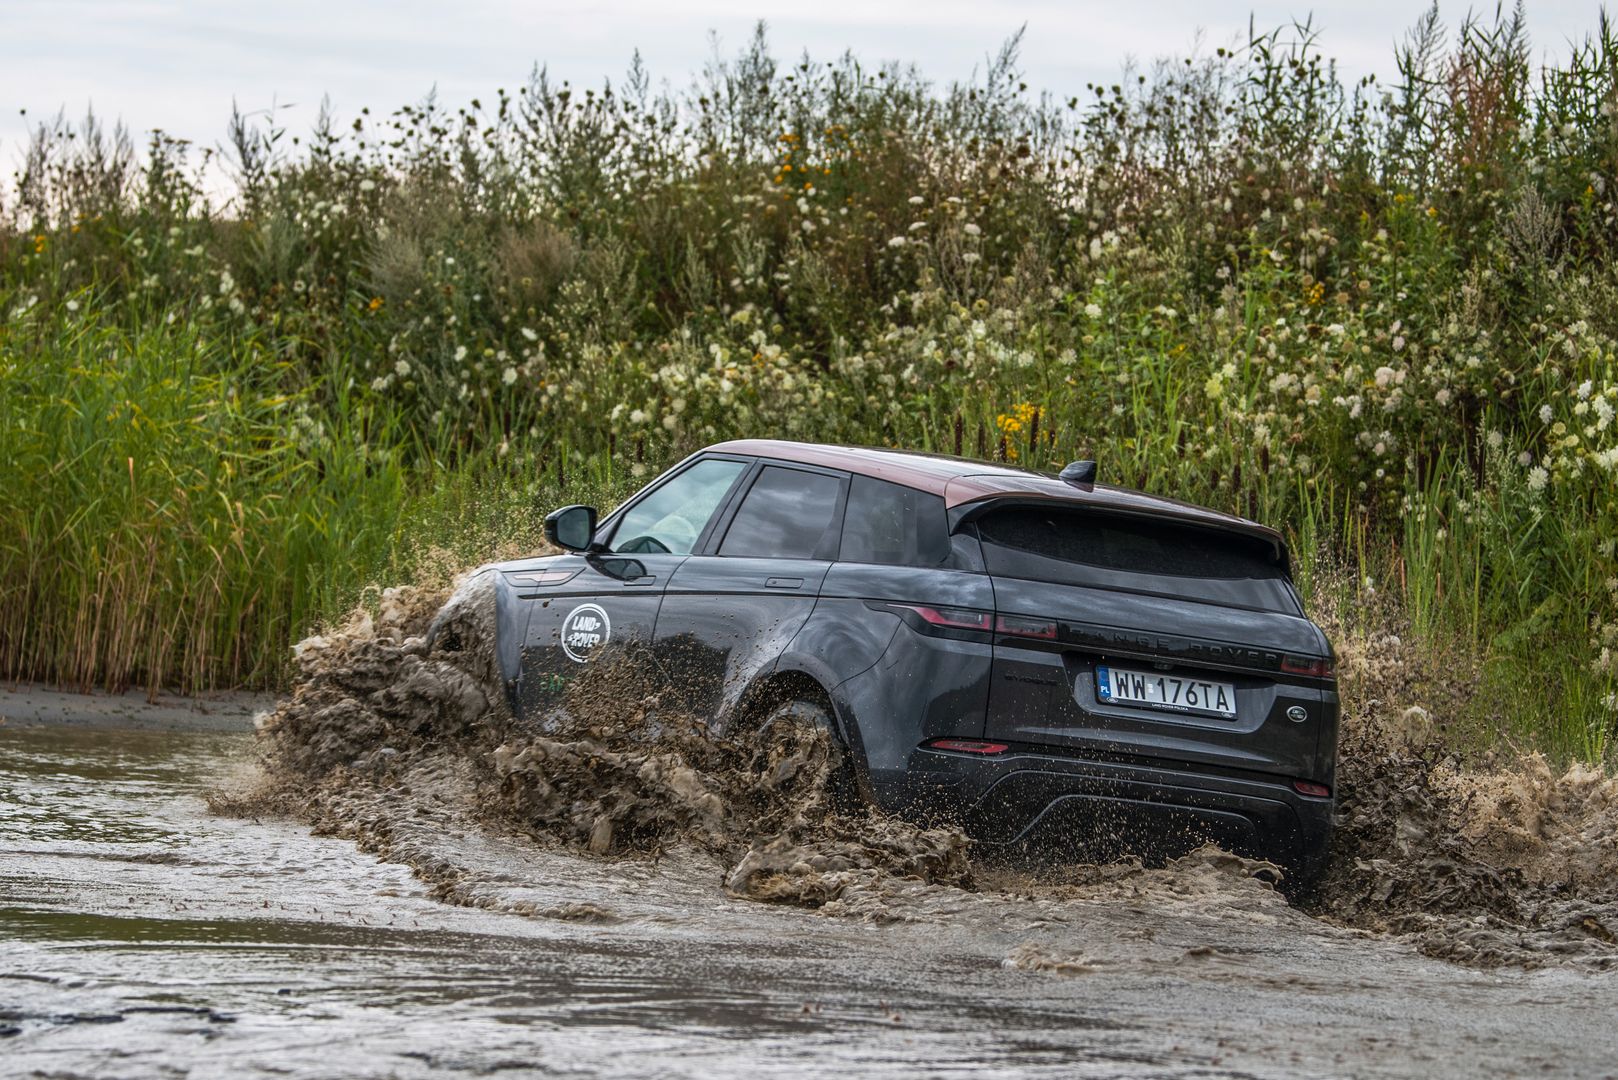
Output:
[
  {"xmin": 243, "ymin": 578, "xmax": 970, "ymax": 915},
  {"xmin": 15, "ymin": 721, "xmax": 1618, "ymax": 1078},
  {"xmin": 238, "ymin": 573, "xmax": 1618, "ymax": 971},
  {"xmin": 1305, "ymin": 612, "xmax": 1618, "ymax": 968}
]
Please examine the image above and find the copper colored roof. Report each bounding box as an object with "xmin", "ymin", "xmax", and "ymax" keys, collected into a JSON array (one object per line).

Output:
[{"xmin": 705, "ymin": 439, "xmax": 1284, "ymax": 552}]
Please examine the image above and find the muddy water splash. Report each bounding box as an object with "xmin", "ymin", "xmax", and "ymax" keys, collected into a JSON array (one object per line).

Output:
[
  {"xmin": 240, "ymin": 578, "xmax": 969, "ymax": 913},
  {"xmin": 1304, "ymin": 609, "xmax": 1618, "ymax": 968},
  {"xmin": 237, "ymin": 576, "xmax": 1618, "ymax": 967}
]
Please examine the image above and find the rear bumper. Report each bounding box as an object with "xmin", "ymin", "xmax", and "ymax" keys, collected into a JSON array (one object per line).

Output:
[{"xmin": 895, "ymin": 744, "xmax": 1334, "ymax": 880}]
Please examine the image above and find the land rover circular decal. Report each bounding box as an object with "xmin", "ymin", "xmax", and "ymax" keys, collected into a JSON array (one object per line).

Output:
[{"xmin": 560, "ymin": 603, "xmax": 611, "ymax": 663}]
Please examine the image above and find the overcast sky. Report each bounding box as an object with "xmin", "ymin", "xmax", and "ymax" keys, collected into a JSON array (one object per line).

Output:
[{"xmin": 3, "ymin": 1, "xmax": 1610, "ymax": 176}]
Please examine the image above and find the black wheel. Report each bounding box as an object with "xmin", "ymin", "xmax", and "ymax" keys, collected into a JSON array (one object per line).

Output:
[{"xmin": 751, "ymin": 697, "xmax": 860, "ymax": 812}]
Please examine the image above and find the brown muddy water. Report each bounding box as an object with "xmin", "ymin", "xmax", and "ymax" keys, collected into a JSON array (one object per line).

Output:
[
  {"xmin": 4, "ymin": 584, "xmax": 1618, "ymax": 1078},
  {"xmin": 1, "ymin": 721, "xmax": 1615, "ymax": 1079}
]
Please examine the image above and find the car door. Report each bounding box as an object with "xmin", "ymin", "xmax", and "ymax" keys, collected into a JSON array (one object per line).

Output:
[
  {"xmin": 649, "ymin": 462, "xmax": 848, "ymax": 723},
  {"xmin": 516, "ymin": 455, "xmax": 751, "ymax": 716}
]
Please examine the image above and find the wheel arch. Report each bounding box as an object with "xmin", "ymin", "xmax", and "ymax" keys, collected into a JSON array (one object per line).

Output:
[{"xmin": 733, "ymin": 661, "xmax": 875, "ymax": 801}]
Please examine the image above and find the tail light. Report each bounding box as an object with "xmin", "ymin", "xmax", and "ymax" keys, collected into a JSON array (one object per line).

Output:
[
  {"xmin": 1281, "ymin": 655, "xmax": 1334, "ymax": 678},
  {"xmin": 888, "ymin": 604, "xmax": 992, "ymax": 632},
  {"xmin": 994, "ymin": 614, "xmax": 1057, "ymax": 640},
  {"xmin": 927, "ymin": 738, "xmax": 1009, "ymax": 755},
  {"xmin": 1292, "ymin": 780, "xmax": 1331, "ymax": 797},
  {"xmin": 886, "ymin": 605, "xmax": 1057, "ymax": 642}
]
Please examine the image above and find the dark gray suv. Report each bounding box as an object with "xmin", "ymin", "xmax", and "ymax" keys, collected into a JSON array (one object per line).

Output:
[{"xmin": 459, "ymin": 440, "xmax": 1337, "ymax": 881}]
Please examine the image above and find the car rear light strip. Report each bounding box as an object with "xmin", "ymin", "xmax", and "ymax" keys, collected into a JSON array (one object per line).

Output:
[
  {"xmin": 885, "ymin": 604, "xmax": 1057, "ymax": 641},
  {"xmin": 891, "ymin": 604, "xmax": 992, "ymax": 632},
  {"xmin": 927, "ymin": 738, "xmax": 1010, "ymax": 755},
  {"xmin": 1280, "ymin": 655, "xmax": 1334, "ymax": 678}
]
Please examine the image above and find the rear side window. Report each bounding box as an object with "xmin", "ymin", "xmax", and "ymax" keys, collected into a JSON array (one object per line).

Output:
[
  {"xmin": 840, "ymin": 476, "xmax": 950, "ymax": 567},
  {"xmin": 977, "ymin": 506, "xmax": 1298, "ymax": 613},
  {"xmin": 718, "ymin": 466, "xmax": 842, "ymax": 559}
]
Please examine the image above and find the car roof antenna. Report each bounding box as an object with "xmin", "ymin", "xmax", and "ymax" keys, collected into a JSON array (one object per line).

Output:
[{"xmin": 1059, "ymin": 460, "xmax": 1097, "ymax": 487}]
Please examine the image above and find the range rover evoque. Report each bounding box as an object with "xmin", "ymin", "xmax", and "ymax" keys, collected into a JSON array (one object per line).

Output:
[{"xmin": 442, "ymin": 440, "xmax": 1337, "ymax": 881}]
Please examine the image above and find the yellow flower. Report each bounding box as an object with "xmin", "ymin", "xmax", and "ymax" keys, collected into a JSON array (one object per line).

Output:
[
  {"xmin": 996, "ymin": 402, "xmax": 1037, "ymax": 435},
  {"xmin": 367, "ymin": 296, "xmax": 384, "ymax": 312}
]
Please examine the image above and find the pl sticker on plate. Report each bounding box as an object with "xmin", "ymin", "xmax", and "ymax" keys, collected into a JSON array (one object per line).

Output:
[{"xmin": 561, "ymin": 603, "xmax": 611, "ymax": 663}]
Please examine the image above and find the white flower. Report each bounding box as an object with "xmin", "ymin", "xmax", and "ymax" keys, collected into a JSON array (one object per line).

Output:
[
  {"xmin": 1576, "ymin": 380, "xmax": 1593, "ymax": 399},
  {"xmin": 1374, "ymin": 366, "xmax": 1396, "ymax": 389},
  {"xmin": 454, "ymin": 345, "xmax": 468, "ymax": 362},
  {"xmin": 907, "ymin": 195, "xmax": 925, "ymax": 206},
  {"xmin": 961, "ymin": 252, "xmax": 980, "ymax": 264},
  {"xmin": 359, "ymin": 178, "xmax": 377, "ymax": 192},
  {"xmin": 907, "ymin": 220, "xmax": 927, "ymax": 232},
  {"xmin": 963, "ymin": 222, "xmax": 981, "ymax": 236},
  {"xmin": 1084, "ymin": 303, "xmax": 1102, "ymax": 319},
  {"xmin": 1540, "ymin": 404, "xmax": 1555, "ymax": 424},
  {"xmin": 887, "ymin": 236, "xmax": 907, "ymax": 248},
  {"xmin": 521, "ymin": 327, "xmax": 538, "ymax": 342},
  {"xmin": 370, "ymin": 376, "xmax": 389, "ymax": 391},
  {"xmin": 629, "ymin": 408, "xmax": 648, "ymax": 425},
  {"xmin": 64, "ymin": 299, "xmax": 79, "ymax": 312},
  {"xmin": 501, "ymin": 366, "xmax": 517, "ymax": 385},
  {"xmin": 1088, "ymin": 237, "xmax": 1102, "ymax": 260},
  {"xmin": 1593, "ymin": 396, "xmax": 1614, "ymax": 429},
  {"xmin": 1435, "ymin": 388, "xmax": 1451, "ymax": 406},
  {"xmin": 1326, "ymin": 323, "xmax": 1344, "ymax": 336},
  {"xmin": 1527, "ymin": 465, "xmax": 1549, "ymax": 492},
  {"xmin": 1391, "ymin": 335, "xmax": 1406, "ymax": 352},
  {"xmin": 394, "ymin": 359, "xmax": 410, "ymax": 377},
  {"xmin": 1487, "ymin": 430, "xmax": 1503, "ymax": 449}
]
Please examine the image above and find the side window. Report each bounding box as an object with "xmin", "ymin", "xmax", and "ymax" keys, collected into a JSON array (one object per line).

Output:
[
  {"xmin": 608, "ymin": 458, "xmax": 747, "ymax": 555},
  {"xmin": 717, "ymin": 466, "xmax": 842, "ymax": 559},
  {"xmin": 840, "ymin": 475, "xmax": 950, "ymax": 567}
]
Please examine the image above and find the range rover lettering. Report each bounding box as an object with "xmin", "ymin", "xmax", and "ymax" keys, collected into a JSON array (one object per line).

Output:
[{"xmin": 444, "ymin": 440, "xmax": 1338, "ymax": 882}]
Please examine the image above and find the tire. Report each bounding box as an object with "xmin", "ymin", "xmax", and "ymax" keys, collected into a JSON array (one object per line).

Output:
[{"xmin": 751, "ymin": 697, "xmax": 860, "ymax": 812}]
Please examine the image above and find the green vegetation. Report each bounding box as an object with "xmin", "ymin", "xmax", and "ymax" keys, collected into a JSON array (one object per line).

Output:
[{"xmin": 2, "ymin": 9, "xmax": 1615, "ymax": 756}]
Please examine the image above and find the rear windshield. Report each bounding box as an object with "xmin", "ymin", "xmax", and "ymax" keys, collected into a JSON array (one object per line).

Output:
[{"xmin": 977, "ymin": 505, "xmax": 1299, "ymax": 614}]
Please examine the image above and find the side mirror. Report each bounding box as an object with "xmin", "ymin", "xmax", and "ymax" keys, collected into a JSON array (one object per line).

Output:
[{"xmin": 544, "ymin": 504, "xmax": 599, "ymax": 552}]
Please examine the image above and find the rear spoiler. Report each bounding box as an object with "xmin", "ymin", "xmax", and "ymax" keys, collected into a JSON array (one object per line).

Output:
[{"xmin": 946, "ymin": 496, "xmax": 1293, "ymax": 577}]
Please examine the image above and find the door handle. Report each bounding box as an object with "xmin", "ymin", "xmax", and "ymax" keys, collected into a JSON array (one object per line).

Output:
[{"xmin": 765, "ymin": 577, "xmax": 804, "ymax": 589}]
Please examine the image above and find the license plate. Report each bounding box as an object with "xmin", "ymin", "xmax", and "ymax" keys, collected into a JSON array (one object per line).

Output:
[{"xmin": 1096, "ymin": 666, "xmax": 1237, "ymax": 719}]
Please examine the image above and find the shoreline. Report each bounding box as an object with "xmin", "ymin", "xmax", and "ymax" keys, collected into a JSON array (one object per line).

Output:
[{"xmin": 0, "ymin": 683, "xmax": 271, "ymax": 732}]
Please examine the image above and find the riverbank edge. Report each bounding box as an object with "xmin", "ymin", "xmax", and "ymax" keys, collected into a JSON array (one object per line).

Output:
[{"xmin": 0, "ymin": 682, "xmax": 269, "ymax": 732}]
